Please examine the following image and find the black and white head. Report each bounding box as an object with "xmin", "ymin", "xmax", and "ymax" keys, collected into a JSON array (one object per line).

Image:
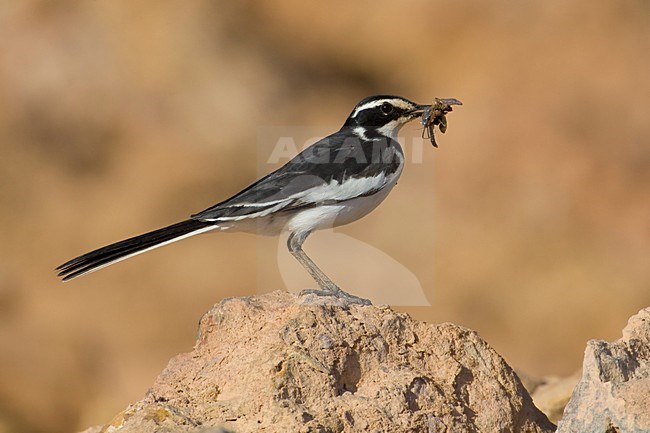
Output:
[{"xmin": 344, "ymin": 95, "xmax": 428, "ymax": 139}]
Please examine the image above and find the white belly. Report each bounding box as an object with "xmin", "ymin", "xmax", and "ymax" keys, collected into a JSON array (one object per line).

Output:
[{"xmin": 287, "ymin": 182, "xmax": 396, "ymax": 234}]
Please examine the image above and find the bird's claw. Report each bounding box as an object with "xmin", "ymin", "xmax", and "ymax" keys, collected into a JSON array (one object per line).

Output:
[{"xmin": 299, "ymin": 286, "xmax": 372, "ymax": 306}]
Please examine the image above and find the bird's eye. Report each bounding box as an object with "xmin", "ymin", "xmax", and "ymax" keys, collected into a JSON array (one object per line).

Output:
[{"xmin": 380, "ymin": 102, "xmax": 394, "ymax": 115}]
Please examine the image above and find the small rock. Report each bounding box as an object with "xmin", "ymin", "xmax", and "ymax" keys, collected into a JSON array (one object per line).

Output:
[
  {"xmin": 556, "ymin": 307, "xmax": 650, "ymax": 433},
  {"xmin": 77, "ymin": 427, "xmax": 102, "ymax": 433},
  {"xmin": 530, "ymin": 373, "xmax": 581, "ymax": 423}
]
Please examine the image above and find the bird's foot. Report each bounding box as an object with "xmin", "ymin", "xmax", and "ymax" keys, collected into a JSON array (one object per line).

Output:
[{"xmin": 300, "ymin": 285, "xmax": 371, "ymax": 306}]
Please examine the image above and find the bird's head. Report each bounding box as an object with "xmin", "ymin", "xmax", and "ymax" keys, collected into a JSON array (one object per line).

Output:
[{"xmin": 343, "ymin": 95, "xmax": 428, "ymax": 139}]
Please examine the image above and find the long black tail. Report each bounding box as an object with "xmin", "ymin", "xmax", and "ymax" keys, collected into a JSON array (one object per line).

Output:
[{"xmin": 56, "ymin": 219, "xmax": 216, "ymax": 281}]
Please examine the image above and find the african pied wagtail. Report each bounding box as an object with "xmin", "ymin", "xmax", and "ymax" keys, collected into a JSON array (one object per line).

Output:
[{"xmin": 57, "ymin": 95, "xmax": 443, "ymax": 305}]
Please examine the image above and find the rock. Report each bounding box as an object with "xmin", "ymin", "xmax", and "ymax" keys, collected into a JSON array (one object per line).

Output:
[
  {"xmin": 82, "ymin": 291, "xmax": 554, "ymax": 433},
  {"xmin": 556, "ymin": 307, "xmax": 650, "ymax": 433},
  {"xmin": 77, "ymin": 427, "xmax": 102, "ymax": 433},
  {"xmin": 530, "ymin": 373, "xmax": 581, "ymax": 424}
]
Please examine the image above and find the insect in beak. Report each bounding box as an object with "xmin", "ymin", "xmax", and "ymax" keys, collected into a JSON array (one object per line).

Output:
[{"xmin": 420, "ymin": 98, "xmax": 462, "ymax": 148}]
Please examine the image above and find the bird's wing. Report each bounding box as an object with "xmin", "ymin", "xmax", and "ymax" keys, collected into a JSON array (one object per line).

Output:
[{"xmin": 191, "ymin": 130, "xmax": 402, "ymax": 222}]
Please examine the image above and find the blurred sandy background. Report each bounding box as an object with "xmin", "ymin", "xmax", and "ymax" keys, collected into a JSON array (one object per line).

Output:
[{"xmin": 0, "ymin": 1, "xmax": 648, "ymax": 432}]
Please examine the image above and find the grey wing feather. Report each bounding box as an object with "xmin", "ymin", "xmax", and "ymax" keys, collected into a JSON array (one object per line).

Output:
[
  {"xmin": 191, "ymin": 171, "xmax": 327, "ymax": 221},
  {"xmin": 191, "ymin": 130, "xmax": 401, "ymax": 222}
]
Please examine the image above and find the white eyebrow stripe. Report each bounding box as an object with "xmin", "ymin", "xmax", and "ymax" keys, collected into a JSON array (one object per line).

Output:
[
  {"xmin": 351, "ymin": 98, "xmax": 414, "ymax": 118},
  {"xmin": 391, "ymin": 99, "xmax": 415, "ymax": 111},
  {"xmin": 351, "ymin": 100, "xmax": 390, "ymax": 118}
]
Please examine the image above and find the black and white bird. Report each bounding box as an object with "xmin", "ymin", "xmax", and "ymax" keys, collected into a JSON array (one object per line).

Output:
[{"xmin": 57, "ymin": 95, "xmax": 439, "ymax": 304}]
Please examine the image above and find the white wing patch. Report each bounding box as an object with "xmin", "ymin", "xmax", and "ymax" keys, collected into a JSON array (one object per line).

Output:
[
  {"xmin": 227, "ymin": 198, "xmax": 289, "ymax": 207},
  {"xmin": 301, "ymin": 173, "xmax": 387, "ymax": 203},
  {"xmin": 201, "ymin": 172, "xmax": 390, "ymax": 222},
  {"xmin": 200, "ymin": 201, "xmax": 293, "ymax": 222}
]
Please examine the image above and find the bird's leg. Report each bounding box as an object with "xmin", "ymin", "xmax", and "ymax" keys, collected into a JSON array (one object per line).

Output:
[
  {"xmin": 288, "ymin": 232, "xmax": 337, "ymax": 290},
  {"xmin": 287, "ymin": 231, "xmax": 371, "ymax": 305}
]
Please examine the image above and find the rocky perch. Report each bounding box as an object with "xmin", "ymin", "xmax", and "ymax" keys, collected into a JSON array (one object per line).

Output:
[{"xmin": 82, "ymin": 291, "xmax": 555, "ymax": 432}]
